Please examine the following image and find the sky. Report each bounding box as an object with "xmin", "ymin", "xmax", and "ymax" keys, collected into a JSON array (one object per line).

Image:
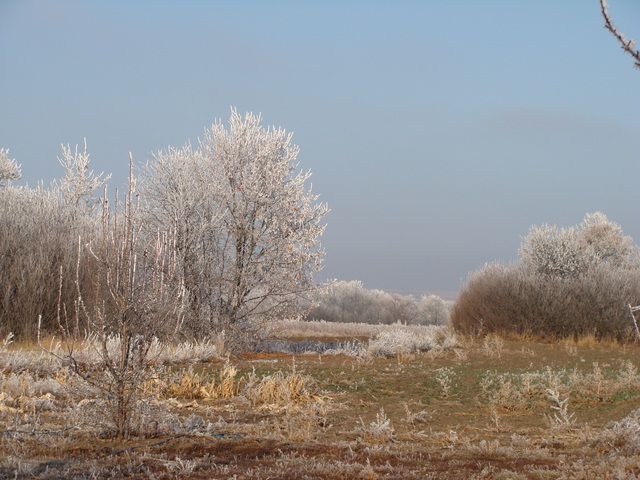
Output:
[{"xmin": 1, "ymin": 1, "xmax": 640, "ymax": 299}]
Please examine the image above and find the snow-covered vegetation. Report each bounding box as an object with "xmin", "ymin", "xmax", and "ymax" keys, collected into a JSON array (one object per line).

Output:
[
  {"xmin": 0, "ymin": 148, "xmax": 21, "ymax": 186},
  {"xmin": 268, "ymin": 319, "xmax": 457, "ymax": 357},
  {"xmin": 139, "ymin": 110, "xmax": 328, "ymax": 334},
  {"xmin": 304, "ymin": 280, "xmax": 452, "ymax": 325},
  {"xmin": 0, "ymin": 110, "xmax": 329, "ymax": 437},
  {"xmin": 452, "ymin": 212, "xmax": 640, "ymax": 340},
  {"xmin": 0, "ymin": 110, "xmax": 327, "ymax": 345}
]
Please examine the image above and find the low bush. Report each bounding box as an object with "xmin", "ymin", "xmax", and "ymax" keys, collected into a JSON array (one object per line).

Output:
[
  {"xmin": 451, "ymin": 213, "xmax": 640, "ymax": 341},
  {"xmin": 452, "ymin": 263, "xmax": 640, "ymax": 341}
]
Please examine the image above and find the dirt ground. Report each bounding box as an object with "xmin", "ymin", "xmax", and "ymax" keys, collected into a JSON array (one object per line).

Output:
[{"xmin": 4, "ymin": 338, "xmax": 640, "ymax": 478}]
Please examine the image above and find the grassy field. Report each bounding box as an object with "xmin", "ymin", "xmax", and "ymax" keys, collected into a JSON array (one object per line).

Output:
[{"xmin": 2, "ymin": 324, "xmax": 640, "ymax": 478}]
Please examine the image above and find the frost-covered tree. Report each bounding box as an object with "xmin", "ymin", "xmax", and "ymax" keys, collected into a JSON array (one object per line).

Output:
[
  {"xmin": 418, "ymin": 294, "xmax": 451, "ymax": 326},
  {"xmin": 0, "ymin": 148, "xmax": 21, "ymax": 186},
  {"xmin": 580, "ymin": 211, "xmax": 634, "ymax": 268},
  {"xmin": 305, "ymin": 280, "xmax": 452, "ymax": 325},
  {"xmin": 140, "ymin": 109, "xmax": 328, "ymax": 332},
  {"xmin": 201, "ymin": 110, "xmax": 328, "ymax": 328}
]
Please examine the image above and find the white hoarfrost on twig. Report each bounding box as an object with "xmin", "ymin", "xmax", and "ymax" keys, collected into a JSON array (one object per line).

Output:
[
  {"xmin": 55, "ymin": 140, "xmax": 111, "ymax": 215},
  {"xmin": 600, "ymin": 0, "xmax": 640, "ymax": 68},
  {"xmin": 0, "ymin": 148, "xmax": 21, "ymax": 186}
]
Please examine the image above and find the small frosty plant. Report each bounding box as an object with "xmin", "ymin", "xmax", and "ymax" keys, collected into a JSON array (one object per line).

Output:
[
  {"xmin": 357, "ymin": 407, "xmax": 396, "ymax": 443},
  {"xmin": 545, "ymin": 389, "xmax": 575, "ymax": 430},
  {"xmin": 435, "ymin": 367, "xmax": 455, "ymax": 397}
]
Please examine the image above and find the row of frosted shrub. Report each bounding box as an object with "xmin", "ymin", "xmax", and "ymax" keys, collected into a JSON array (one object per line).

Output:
[{"xmin": 305, "ymin": 280, "xmax": 452, "ymax": 326}]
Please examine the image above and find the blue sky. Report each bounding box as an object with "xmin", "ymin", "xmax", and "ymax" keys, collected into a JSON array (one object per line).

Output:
[{"xmin": 1, "ymin": 1, "xmax": 639, "ymax": 298}]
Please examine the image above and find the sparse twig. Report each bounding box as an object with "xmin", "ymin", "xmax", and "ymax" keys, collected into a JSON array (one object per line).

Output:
[
  {"xmin": 40, "ymin": 155, "xmax": 185, "ymax": 439},
  {"xmin": 599, "ymin": 0, "xmax": 640, "ymax": 68}
]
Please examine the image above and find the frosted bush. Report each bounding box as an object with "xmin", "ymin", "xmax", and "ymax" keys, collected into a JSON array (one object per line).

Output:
[
  {"xmin": 0, "ymin": 184, "xmax": 90, "ymax": 338},
  {"xmin": 453, "ymin": 212, "xmax": 640, "ymax": 340},
  {"xmin": 519, "ymin": 212, "xmax": 636, "ymax": 278},
  {"xmin": 596, "ymin": 408, "xmax": 640, "ymax": 455},
  {"xmin": 519, "ymin": 224, "xmax": 585, "ymax": 278},
  {"xmin": 357, "ymin": 408, "xmax": 396, "ymax": 443},
  {"xmin": 367, "ymin": 328, "xmax": 439, "ymax": 357}
]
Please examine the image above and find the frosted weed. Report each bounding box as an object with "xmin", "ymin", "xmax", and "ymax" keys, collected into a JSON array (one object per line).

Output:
[{"xmin": 357, "ymin": 407, "xmax": 396, "ymax": 444}]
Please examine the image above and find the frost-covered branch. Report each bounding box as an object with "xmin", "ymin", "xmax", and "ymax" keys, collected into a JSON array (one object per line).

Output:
[
  {"xmin": 600, "ymin": 0, "xmax": 640, "ymax": 68},
  {"xmin": 55, "ymin": 139, "xmax": 111, "ymax": 215}
]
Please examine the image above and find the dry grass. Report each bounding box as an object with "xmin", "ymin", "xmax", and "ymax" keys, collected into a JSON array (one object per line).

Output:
[
  {"xmin": 160, "ymin": 363, "xmax": 324, "ymax": 409},
  {"xmin": 4, "ymin": 331, "xmax": 640, "ymax": 478},
  {"xmin": 0, "ymin": 333, "xmax": 222, "ymax": 373},
  {"xmin": 269, "ymin": 318, "xmax": 452, "ymax": 340}
]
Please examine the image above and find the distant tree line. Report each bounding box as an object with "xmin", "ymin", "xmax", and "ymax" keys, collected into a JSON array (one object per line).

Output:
[{"xmin": 304, "ymin": 280, "xmax": 452, "ymax": 326}]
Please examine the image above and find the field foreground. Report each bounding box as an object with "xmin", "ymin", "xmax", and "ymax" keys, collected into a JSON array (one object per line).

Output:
[{"xmin": 3, "ymin": 328, "xmax": 640, "ymax": 478}]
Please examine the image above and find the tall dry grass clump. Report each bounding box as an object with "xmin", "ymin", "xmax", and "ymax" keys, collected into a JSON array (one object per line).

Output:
[{"xmin": 162, "ymin": 363, "xmax": 322, "ymax": 409}]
